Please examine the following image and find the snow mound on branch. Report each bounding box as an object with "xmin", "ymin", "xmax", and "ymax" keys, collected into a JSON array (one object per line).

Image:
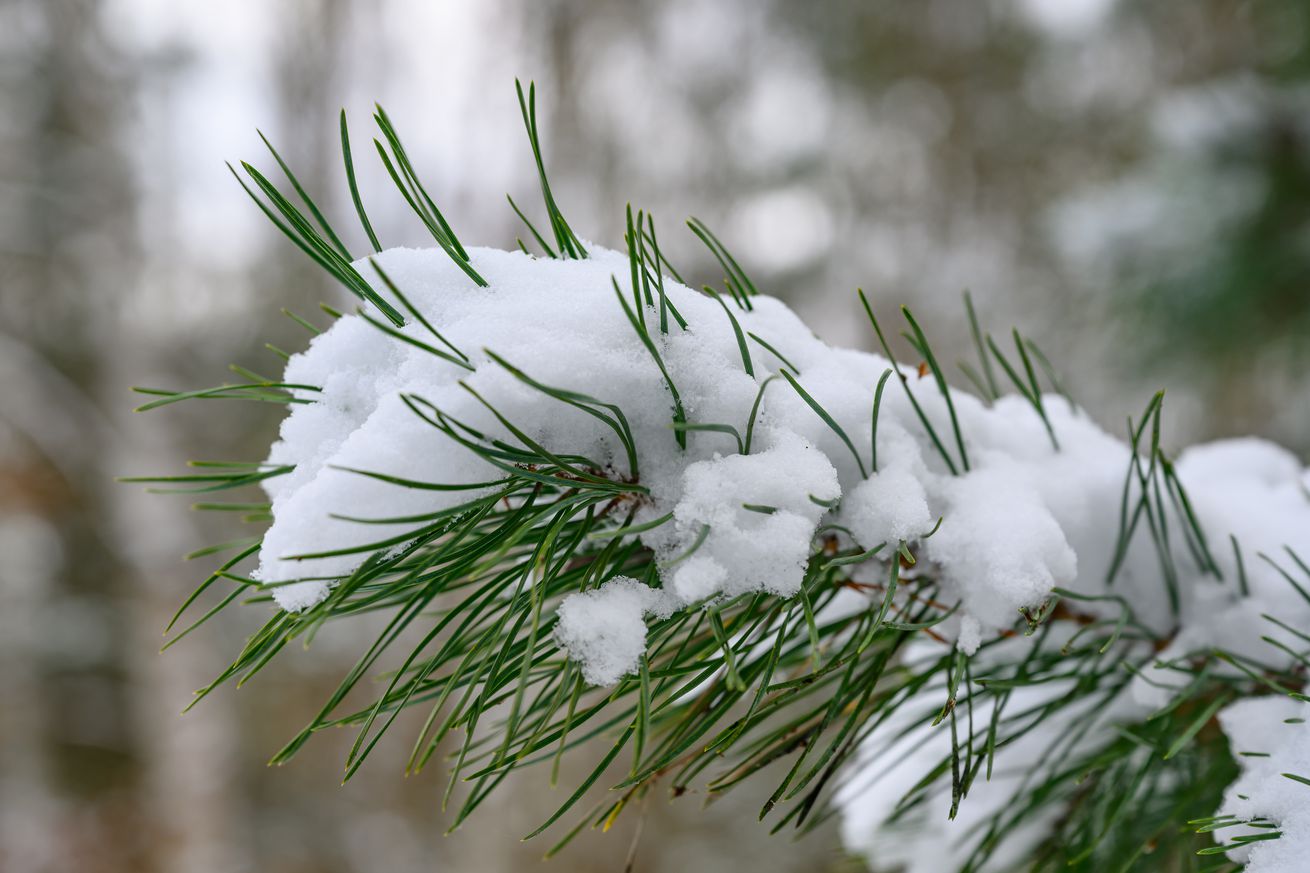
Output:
[
  {"xmin": 1126, "ymin": 439, "xmax": 1310, "ymax": 709},
  {"xmin": 1215, "ymin": 694, "xmax": 1310, "ymax": 873},
  {"xmin": 252, "ymin": 244, "xmax": 1310, "ymax": 867},
  {"xmin": 926, "ymin": 466, "xmax": 1077, "ymax": 634},
  {"xmin": 255, "ymin": 245, "xmax": 1308, "ymax": 691},
  {"xmin": 839, "ymin": 435, "xmax": 1310, "ymax": 869}
]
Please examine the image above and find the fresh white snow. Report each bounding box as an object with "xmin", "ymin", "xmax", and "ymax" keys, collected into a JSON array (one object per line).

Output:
[
  {"xmin": 253, "ymin": 243, "xmax": 1310, "ymax": 870},
  {"xmin": 552, "ymin": 576, "xmax": 676, "ymax": 686},
  {"xmin": 1214, "ymin": 694, "xmax": 1310, "ymax": 873}
]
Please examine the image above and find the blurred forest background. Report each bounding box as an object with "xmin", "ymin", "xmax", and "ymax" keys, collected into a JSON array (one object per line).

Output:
[{"xmin": 1, "ymin": 1, "xmax": 1307, "ymax": 871}]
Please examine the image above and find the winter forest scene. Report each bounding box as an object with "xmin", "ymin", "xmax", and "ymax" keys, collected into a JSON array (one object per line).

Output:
[{"xmin": 4, "ymin": 2, "xmax": 1310, "ymax": 872}]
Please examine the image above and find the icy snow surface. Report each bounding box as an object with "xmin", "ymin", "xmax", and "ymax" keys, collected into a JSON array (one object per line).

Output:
[{"xmin": 254, "ymin": 245, "xmax": 1310, "ymax": 869}]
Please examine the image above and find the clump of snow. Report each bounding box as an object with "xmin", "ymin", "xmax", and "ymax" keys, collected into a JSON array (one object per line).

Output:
[
  {"xmin": 253, "ymin": 243, "xmax": 1310, "ymax": 868},
  {"xmin": 1215, "ymin": 694, "xmax": 1310, "ymax": 873},
  {"xmin": 657, "ymin": 433, "xmax": 839, "ymax": 600},
  {"xmin": 843, "ymin": 450, "xmax": 933, "ymax": 549},
  {"xmin": 553, "ymin": 577, "xmax": 675, "ymax": 685},
  {"xmin": 924, "ymin": 466, "xmax": 1077, "ymax": 653},
  {"xmin": 668, "ymin": 555, "xmax": 728, "ymax": 603}
]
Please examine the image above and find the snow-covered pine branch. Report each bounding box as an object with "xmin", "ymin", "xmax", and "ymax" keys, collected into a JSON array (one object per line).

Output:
[{"xmin": 131, "ymin": 85, "xmax": 1310, "ymax": 872}]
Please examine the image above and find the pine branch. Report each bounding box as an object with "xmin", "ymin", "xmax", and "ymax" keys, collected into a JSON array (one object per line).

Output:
[{"xmin": 125, "ymin": 85, "xmax": 1310, "ymax": 872}]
